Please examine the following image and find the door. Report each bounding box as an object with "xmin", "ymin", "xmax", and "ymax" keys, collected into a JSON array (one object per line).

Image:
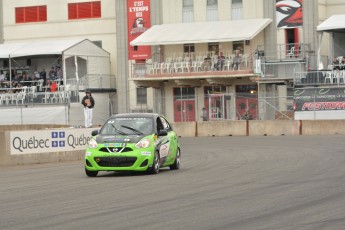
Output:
[
  {"xmin": 285, "ymin": 28, "xmax": 299, "ymax": 57},
  {"xmin": 208, "ymin": 94, "xmax": 225, "ymax": 119},
  {"xmin": 173, "ymin": 87, "xmax": 195, "ymax": 122}
]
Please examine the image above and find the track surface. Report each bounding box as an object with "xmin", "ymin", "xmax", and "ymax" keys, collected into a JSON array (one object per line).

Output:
[{"xmin": 1, "ymin": 135, "xmax": 345, "ymax": 230}]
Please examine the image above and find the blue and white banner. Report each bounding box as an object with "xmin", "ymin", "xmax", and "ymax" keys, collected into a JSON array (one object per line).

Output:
[{"xmin": 10, "ymin": 128, "xmax": 95, "ymax": 155}]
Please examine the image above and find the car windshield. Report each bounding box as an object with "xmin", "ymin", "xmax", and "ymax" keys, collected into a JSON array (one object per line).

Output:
[{"xmin": 100, "ymin": 117, "xmax": 154, "ymax": 136}]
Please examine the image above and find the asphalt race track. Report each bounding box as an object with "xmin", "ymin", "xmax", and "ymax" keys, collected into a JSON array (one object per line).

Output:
[{"xmin": 1, "ymin": 135, "xmax": 345, "ymax": 230}]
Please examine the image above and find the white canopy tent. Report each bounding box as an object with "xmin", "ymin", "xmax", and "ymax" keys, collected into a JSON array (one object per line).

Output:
[
  {"xmin": 0, "ymin": 39, "xmax": 110, "ymax": 89},
  {"xmin": 130, "ymin": 18, "xmax": 272, "ymax": 46},
  {"xmin": 317, "ymin": 15, "xmax": 345, "ymax": 32},
  {"xmin": 317, "ymin": 14, "xmax": 345, "ymax": 68}
]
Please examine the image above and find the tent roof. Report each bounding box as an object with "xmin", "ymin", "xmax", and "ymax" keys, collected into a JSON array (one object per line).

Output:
[
  {"xmin": 0, "ymin": 39, "xmax": 109, "ymax": 58},
  {"xmin": 0, "ymin": 43, "xmax": 27, "ymax": 59},
  {"xmin": 317, "ymin": 14, "xmax": 345, "ymax": 32},
  {"xmin": 130, "ymin": 18, "xmax": 272, "ymax": 46}
]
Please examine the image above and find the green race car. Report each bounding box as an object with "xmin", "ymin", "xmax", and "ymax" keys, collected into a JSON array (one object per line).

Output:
[{"xmin": 84, "ymin": 113, "xmax": 181, "ymax": 177}]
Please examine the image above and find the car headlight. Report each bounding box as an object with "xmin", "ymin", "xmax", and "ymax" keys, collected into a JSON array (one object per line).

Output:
[
  {"xmin": 135, "ymin": 138, "xmax": 151, "ymax": 148},
  {"xmin": 88, "ymin": 139, "xmax": 98, "ymax": 149}
]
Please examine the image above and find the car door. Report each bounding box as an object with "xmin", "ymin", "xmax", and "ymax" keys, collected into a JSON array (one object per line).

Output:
[{"xmin": 159, "ymin": 116, "xmax": 177, "ymax": 165}]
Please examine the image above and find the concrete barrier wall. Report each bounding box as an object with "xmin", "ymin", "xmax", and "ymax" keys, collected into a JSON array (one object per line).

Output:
[
  {"xmin": 249, "ymin": 120, "xmax": 300, "ymax": 136},
  {"xmin": 171, "ymin": 122, "xmax": 196, "ymax": 137},
  {"xmin": 197, "ymin": 121, "xmax": 247, "ymax": 137},
  {"xmin": 302, "ymin": 120, "xmax": 345, "ymax": 135},
  {"xmin": 3, "ymin": 120, "xmax": 345, "ymax": 166}
]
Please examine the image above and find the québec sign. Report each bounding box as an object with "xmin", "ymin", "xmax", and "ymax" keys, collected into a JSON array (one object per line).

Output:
[{"xmin": 10, "ymin": 129, "xmax": 93, "ymax": 155}]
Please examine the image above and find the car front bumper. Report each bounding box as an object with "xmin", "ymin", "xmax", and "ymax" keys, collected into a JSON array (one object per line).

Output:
[{"xmin": 85, "ymin": 148, "xmax": 154, "ymax": 172}]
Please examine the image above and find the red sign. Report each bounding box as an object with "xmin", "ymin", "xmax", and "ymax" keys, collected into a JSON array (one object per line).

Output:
[
  {"xmin": 276, "ymin": 0, "xmax": 303, "ymax": 28},
  {"xmin": 127, "ymin": 0, "xmax": 151, "ymax": 60}
]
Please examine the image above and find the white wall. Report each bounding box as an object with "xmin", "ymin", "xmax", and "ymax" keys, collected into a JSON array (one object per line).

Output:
[{"xmin": 2, "ymin": 0, "xmax": 116, "ymax": 78}]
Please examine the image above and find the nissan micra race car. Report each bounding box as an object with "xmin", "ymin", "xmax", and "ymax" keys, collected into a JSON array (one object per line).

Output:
[{"xmin": 85, "ymin": 113, "xmax": 181, "ymax": 177}]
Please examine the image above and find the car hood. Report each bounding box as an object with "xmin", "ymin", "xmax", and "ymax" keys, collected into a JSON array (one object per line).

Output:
[{"xmin": 96, "ymin": 135, "xmax": 143, "ymax": 144}]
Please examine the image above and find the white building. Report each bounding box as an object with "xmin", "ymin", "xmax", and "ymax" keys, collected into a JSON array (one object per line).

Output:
[{"xmin": 1, "ymin": 0, "xmax": 345, "ymax": 124}]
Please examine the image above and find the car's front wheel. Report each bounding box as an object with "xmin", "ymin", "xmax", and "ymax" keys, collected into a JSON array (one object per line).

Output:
[
  {"xmin": 170, "ymin": 148, "xmax": 181, "ymax": 170},
  {"xmin": 85, "ymin": 167, "xmax": 98, "ymax": 177},
  {"xmin": 148, "ymin": 151, "xmax": 160, "ymax": 174}
]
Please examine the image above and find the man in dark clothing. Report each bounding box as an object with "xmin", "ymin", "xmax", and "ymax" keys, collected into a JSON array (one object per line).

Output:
[
  {"xmin": 40, "ymin": 69, "xmax": 47, "ymax": 86},
  {"xmin": 81, "ymin": 90, "xmax": 95, "ymax": 128}
]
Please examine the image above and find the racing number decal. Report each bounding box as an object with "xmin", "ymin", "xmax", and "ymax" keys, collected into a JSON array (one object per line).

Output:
[{"xmin": 159, "ymin": 141, "xmax": 170, "ymax": 158}]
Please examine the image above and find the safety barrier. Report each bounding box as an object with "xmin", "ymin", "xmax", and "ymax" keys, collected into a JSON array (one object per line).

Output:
[{"xmin": 2, "ymin": 120, "xmax": 345, "ymax": 166}]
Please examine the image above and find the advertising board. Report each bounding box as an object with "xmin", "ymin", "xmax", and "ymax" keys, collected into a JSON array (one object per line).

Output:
[{"xmin": 10, "ymin": 128, "xmax": 94, "ymax": 155}]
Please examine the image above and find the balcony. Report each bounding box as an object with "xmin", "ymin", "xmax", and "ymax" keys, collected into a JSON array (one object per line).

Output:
[{"xmin": 130, "ymin": 52, "xmax": 255, "ymax": 87}]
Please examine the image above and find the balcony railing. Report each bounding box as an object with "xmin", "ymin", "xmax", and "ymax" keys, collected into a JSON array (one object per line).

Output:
[
  {"xmin": 131, "ymin": 54, "xmax": 253, "ymax": 78},
  {"xmin": 294, "ymin": 69, "xmax": 345, "ymax": 86}
]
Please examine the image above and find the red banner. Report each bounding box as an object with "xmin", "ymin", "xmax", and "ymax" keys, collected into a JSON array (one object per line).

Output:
[
  {"xmin": 127, "ymin": 0, "xmax": 151, "ymax": 60},
  {"xmin": 276, "ymin": 0, "xmax": 303, "ymax": 28}
]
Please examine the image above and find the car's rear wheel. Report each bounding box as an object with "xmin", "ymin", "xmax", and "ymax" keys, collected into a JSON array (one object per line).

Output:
[
  {"xmin": 85, "ymin": 167, "xmax": 98, "ymax": 177},
  {"xmin": 170, "ymin": 148, "xmax": 181, "ymax": 170},
  {"xmin": 148, "ymin": 151, "xmax": 160, "ymax": 174}
]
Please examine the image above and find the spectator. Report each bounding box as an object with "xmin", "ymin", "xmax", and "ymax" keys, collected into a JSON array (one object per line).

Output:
[
  {"xmin": 201, "ymin": 107, "xmax": 208, "ymax": 121},
  {"xmin": 332, "ymin": 57, "xmax": 341, "ymax": 70},
  {"xmin": 0, "ymin": 71, "xmax": 4, "ymax": 82},
  {"xmin": 56, "ymin": 66, "xmax": 63, "ymax": 85},
  {"xmin": 81, "ymin": 90, "xmax": 95, "ymax": 128},
  {"xmin": 232, "ymin": 50, "xmax": 241, "ymax": 70},
  {"xmin": 216, "ymin": 52, "xmax": 225, "ymax": 71},
  {"xmin": 40, "ymin": 68, "xmax": 47, "ymax": 85},
  {"xmin": 51, "ymin": 81, "xmax": 57, "ymax": 92},
  {"xmin": 45, "ymin": 80, "xmax": 52, "ymax": 92},
  {"xmin": 48, "ymin": 67, "xmax": 55, "ymax": 80},
  {"xmin": 202, "ymin": 54, "xmax": 212, "ymax": 71}
]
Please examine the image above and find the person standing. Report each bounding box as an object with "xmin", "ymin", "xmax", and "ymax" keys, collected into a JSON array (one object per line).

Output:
[
  {"xmin": 40, "ymin": 68, "xmax": 47, "ymax": 86},
  {"xmin": 81, "ymin": 90, "xmax": 95, "ymax": 128},
  {"xmin": 201, "ymin": 107, "xmax": 208, "ymax": 121}
]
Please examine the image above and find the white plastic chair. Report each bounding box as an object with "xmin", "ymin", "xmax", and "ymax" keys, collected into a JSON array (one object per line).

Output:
[
  {"xmin": 16, "ymin": 92, "xmax": 26, "ymax": 105},
  {"xmin": 287, "ymin": 47, "xmax": 295, "ymax": 58},
  {"xmin": 324, "ymin": 65, "xmax": 334, "ymax": 84},
  {"xmin": 37, "ymin": 79, "xmax": 44, "ymax": 91},
  {"xmin": 223, "ymin": 59, "xmax": 232, "ymax": 71},
  {"xmin": 42, "ymin": 92, "xmax": 51, "ymax": 103},
  {"xmin": 29, "ymin": 86, "xmax": 37, "ymax": 98}
]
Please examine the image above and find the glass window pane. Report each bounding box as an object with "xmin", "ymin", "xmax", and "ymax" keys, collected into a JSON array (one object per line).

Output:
[
  {"xmin": 183, "ymin": 0, "xmax": 193, "ymax": 7},
  {"xmin": 207, "ymin": 0, "xmax": 217, "ymax": 6}
]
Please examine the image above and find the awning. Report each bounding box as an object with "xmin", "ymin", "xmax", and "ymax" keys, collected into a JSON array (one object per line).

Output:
[
  {"xmin": 8, "ymin": 39, "xmax": 85, "ymax": 58},
  {"xmin": 0, "ymin": 39, "xmax": 110, "ymax": 58},
  {"xmin": 317, "ymin": 15, "xmax": 345, "ymax": 32},
  {"xmin": 130, "ymin": 18, "xmax": 272, "ymax": 46},
  {"xmin": 0, "ymin": 43, "xmax": 27, "ymax": 59}
]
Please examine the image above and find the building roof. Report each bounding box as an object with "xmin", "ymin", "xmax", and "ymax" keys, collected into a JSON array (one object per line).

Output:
[
  {"xmin": 130, "ymin": 18, "xmax": 272, "ymax": 46},
  {"xmin": 317, "ymin": 14, "xmax": 345, "ymax": 32}
]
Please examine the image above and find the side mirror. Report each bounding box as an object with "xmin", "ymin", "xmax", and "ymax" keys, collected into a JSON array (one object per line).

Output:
[
  {"xmin": 158, "ymin": 129, "xmax": 168, "ymax": 136},
  {"xmin": 91, "ymin": 130, "xmax": 99, "ymax": 136}
]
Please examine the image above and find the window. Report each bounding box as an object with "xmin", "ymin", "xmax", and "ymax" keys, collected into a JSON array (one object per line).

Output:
[
  {"xmin": 184, "ymin": 44, "xmax": 195, "ymax": 53},
  {"xmin": 136, "ymin": 88, "xmax": 147, "ymax": 104},
  {"xmin": 173, "ymin": 87, "xmax": 195, "ymax": 100},
  {"xmin": 208, "ymin": 43, "xmax": 219, "ymax": 54},
  {"xmin": 182, "ymin": 0, "xmax": 194, "ymax": 23},
  {"xmin": 231, "ymin": 0, "xmax": 243, "ymax": 20},
  {"xmin": 233, "ymin": 42, "xmax": 244, "ymax": 54},
  {"xmin": 204, "ymin": 86, "xmax": 226, "ymax": 94},
  {"xmin": 15, "ymin": 5, "xmax": 47, "ymax": 23},
  {"xmin": 68, "ymin": 1, "xmax": 101, "ymax": 20},
  {"xmin": 207, "ymin": 0, "xmax": 218, "ymax": 21}
]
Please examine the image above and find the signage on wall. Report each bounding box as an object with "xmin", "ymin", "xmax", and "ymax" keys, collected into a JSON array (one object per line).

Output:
[
  {"xmin": 127, "ymin": 0, "xmax": 151, "ymax": 60},
  {"xmin": 10, "ymin": 129, "xmax": 93, "ymax": 155},
  {"xmin": 276, "ymin": 0, "xmax": 303, "ymax": 28},
  {"xmin": 293, "ymin": 87, "xmax": 345, "ymax": 112}
]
